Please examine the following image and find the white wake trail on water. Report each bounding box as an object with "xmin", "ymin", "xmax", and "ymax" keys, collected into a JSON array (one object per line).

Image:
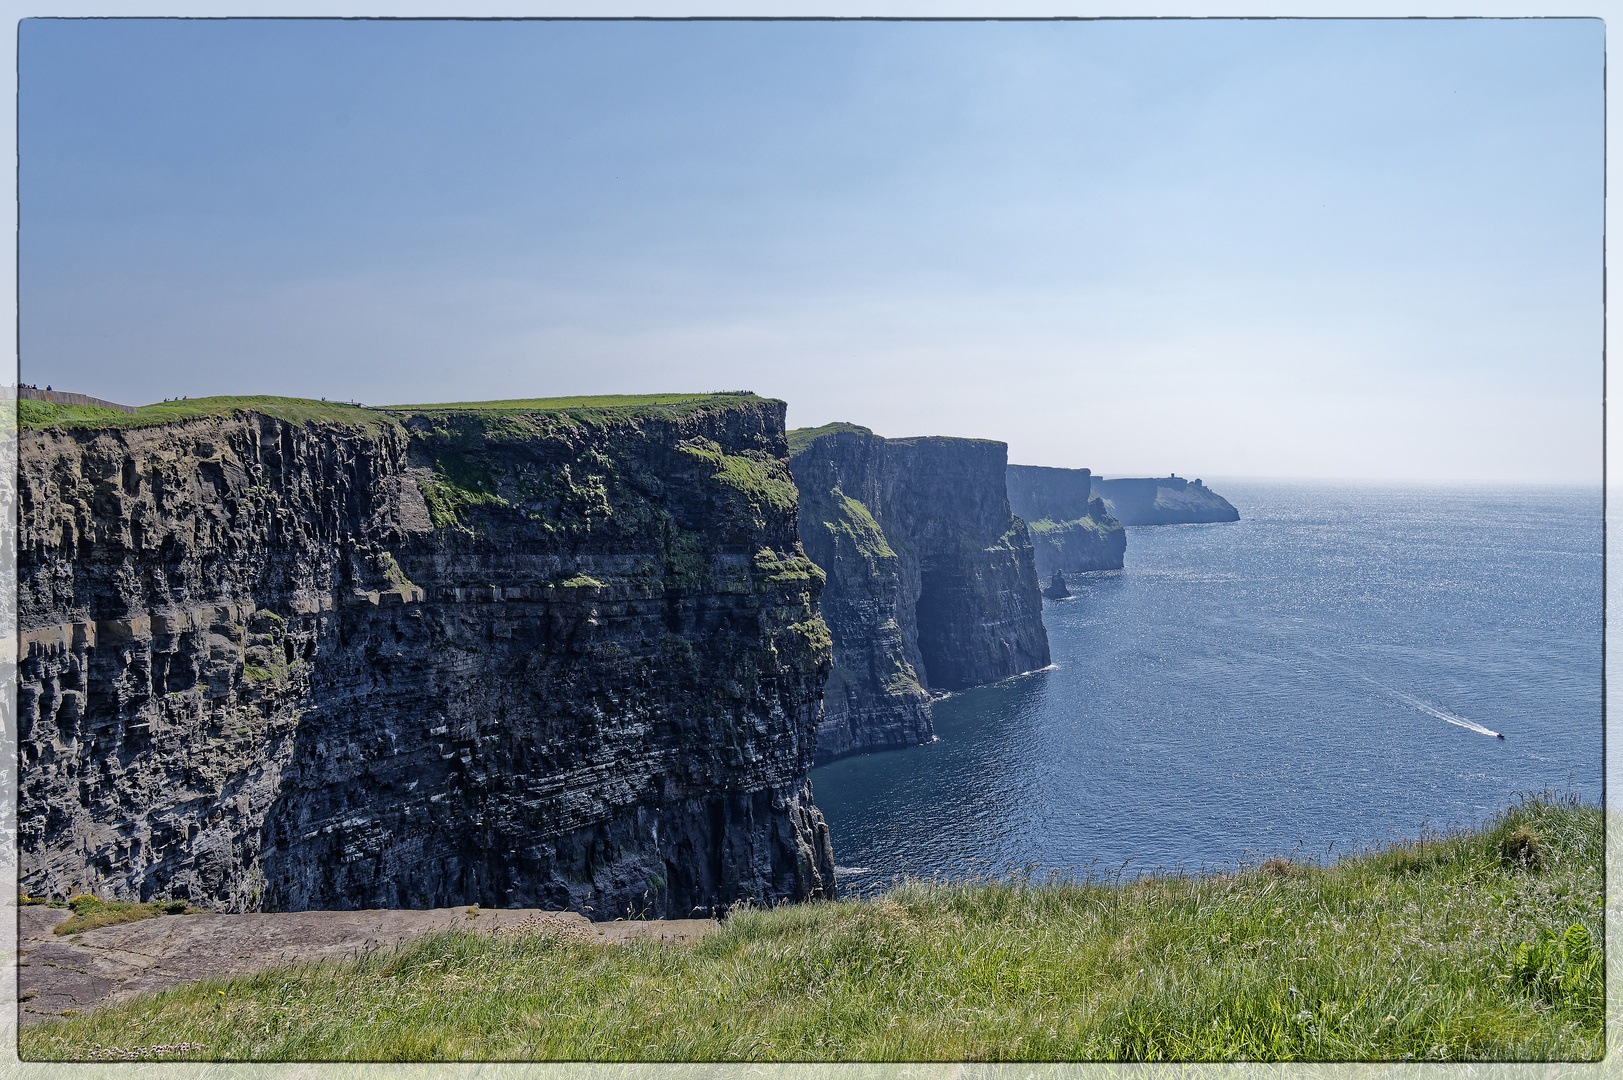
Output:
[
  {"xmin": 1381, "ymin": 688, "xmax": 1501, "ymax": 738},
  {"xmin": 1293, "ymin": 642, "xmax": 1503, "ymax": 738}
]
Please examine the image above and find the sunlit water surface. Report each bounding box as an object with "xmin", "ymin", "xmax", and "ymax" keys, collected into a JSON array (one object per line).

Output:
[{"xmin": 811, "ymin": 480, "xmax": 1602, "ymax": 892}]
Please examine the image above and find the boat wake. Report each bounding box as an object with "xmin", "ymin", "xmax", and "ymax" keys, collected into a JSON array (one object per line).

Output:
[
  {"xmin": 1294, "ymin": 642, "xmax": 1503, "ymax": 739},
  {"xmin": 1383, "ymin": 688, "xmax": 1502, "ymax": 738}
]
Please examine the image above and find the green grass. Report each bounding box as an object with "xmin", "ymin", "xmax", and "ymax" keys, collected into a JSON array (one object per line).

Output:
[
  {"xmin": 19, "ymin": 792, "xmax": 1603, "ymax": 1062},
  {"xmin": 18, "ymin": 395, "xmax": 393, "ymax": 431},
  {"xmin": 51, "ymin": 895, "xmax": 196, "ymax": 936},
  {"xmin": 380, "ymin": 392, "xmax": 767, "ymax": 420},
  {"xmin": 18, "ymin": 392, "xmax": 776, "ymax": 433},
  {"xmin": 787, "ymin": 421, "xmax": 876, "ymax": 456}
]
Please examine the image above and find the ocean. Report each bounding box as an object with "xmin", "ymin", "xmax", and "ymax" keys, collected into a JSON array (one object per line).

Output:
[{"xmin": 810, "ymin": 479, "xmax": 1603, "ymax": 892}]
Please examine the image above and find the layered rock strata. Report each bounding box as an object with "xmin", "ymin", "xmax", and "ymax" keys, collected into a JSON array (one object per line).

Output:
[
  {"xmin": 1005, "ymin": 464, "xmax": 1126, "ymax": 577},
  {"xmin": 17, "ymin": 394, "xmax": 835, "ymax": 919},
  {"xmin": 1091, "ymin": 475, "xmax": 1240, "ymax": 525},
  {"xmin": 789, "ymin": 425, "xmax": 1050, "ymax": 764}
]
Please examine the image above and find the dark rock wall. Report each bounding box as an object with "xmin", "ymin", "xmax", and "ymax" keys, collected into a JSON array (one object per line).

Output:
[
  {"xmin": 787, "ymin": 429, "xmax": 932, "ymax": 765},
  {"xmin": 789, "ymin": 427, "xmax": 1049, "ymax": 763},
  {"xmin": 1005, "ymin": 464, "xmax": 1127, "ymax": 576},
  {"xmin": 1005, "ymin": 464, "xmax": 1094, "ymax": 523},
  {"xmin": 17, "ymin": 398, "xmax": 835, "ymax": 919},
  {"xmin": 882, "ymin": 438, "xmax": 1050, "ymax": 692},
  {"xmin": 1091, "ymin": 475, "xmax": 1240, "ymax": 525}
]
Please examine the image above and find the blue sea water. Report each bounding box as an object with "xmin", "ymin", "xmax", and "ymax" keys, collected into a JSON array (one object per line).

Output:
[{"xmin": 811, "ymin": 480, "xmax": 1603, "ymax": 891}]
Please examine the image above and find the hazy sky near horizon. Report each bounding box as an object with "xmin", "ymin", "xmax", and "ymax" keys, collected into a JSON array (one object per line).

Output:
[{"xmin": 19, "ymin": 17, "xmax": 1602, "ymax": 481}]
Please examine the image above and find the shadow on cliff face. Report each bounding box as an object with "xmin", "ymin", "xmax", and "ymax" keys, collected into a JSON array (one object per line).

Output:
[{"xmin": 254, "ymin": 583, "xmax": 832, "ymax": 920}]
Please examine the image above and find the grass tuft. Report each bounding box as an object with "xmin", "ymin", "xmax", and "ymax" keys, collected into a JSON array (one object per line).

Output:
[
  {"xmin": 52, "ymin": 895, "xmax": 198, "ymax": 936},
  {"xmin": 1498, "ymin": 827, "xmax": 1543, "ymax": 871}
]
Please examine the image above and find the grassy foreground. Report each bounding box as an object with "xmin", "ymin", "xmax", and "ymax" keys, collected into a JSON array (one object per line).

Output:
[{"xmin": 20, "ymin": 793, "xmax": 1603, "ymax": 1063}]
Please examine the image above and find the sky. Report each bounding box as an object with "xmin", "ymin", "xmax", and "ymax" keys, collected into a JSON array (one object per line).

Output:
[{"xmin": 17, "ymin": 16, "xmax": 1603, "ymax": 482}]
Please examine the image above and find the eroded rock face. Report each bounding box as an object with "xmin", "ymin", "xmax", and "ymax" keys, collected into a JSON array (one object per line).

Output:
[
  {"xmin": 789, "ymin": 426, "xmax": 1050, "ymax": 764},
  {"xmin": 17, "ymin": 397, "xmax": 835, "ymax": 919},
  {"xmin": 1005, "ymin": 464, "xmax": 1127, "ymax": 576},
  {"xmin": 787, "ymin": 428, "xmax": 933, "ymax": 765},
  {"xmin": 1091, "ymin": 475, "xmax": 1240, "ymax": 526}
]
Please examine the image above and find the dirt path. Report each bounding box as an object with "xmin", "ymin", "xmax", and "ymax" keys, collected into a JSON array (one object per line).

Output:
[{"xmin": 17, "ymin": 904, "xmax": 717, "ymax": 1025}]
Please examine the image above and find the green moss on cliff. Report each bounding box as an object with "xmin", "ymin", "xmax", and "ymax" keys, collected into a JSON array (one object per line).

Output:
[
  {"xmin": 825, "ymin": 491, "xmax": 894, "ymax": 560},
  {"xmin": 751, "ymin": 548, "xmax": 827, "ymax": 589},
  {"xmin": 419, "ymin": 450, "xmax": 508, "ymax": 531},
  {"xmin": 662, "ymin": 527, "xmax": 712, "ymax": 589},
  {"xmin": 553, "ymin": 574, "xmax": 605, "ymax": 589},
  {"xmin": 681, "ymin": 440, "xmax": 799, "ymax": 521},
  {"xmin": 1026, "ymin": 514, "xmax": 1117, "ymax": 539},
  {"xmin": 788, "ymin": 617, "xmax": 833, "ymax": 656}
]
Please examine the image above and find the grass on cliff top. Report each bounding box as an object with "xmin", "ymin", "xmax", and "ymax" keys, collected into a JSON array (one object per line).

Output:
[
  {"xmin": 18, "ymin": 392, "xmax": 775, "ymax": 433},
  {"xmin": 786, "ymin": 421, "xmax": 876, "ymax": 456},
  {"xmin": 380, "ymin": 391, "xmax": 771, "ymax": 421},
  {"xmin": 789, "ymin": 423, "xmax": 1007, "ymax": 456},
  {"xmin": 18, "ymin": 395, "xmax": 392, "ymax": 432},
  {"xmin": 19, "ymin": 793, "xmax": 1603, "ymax": 1063}
]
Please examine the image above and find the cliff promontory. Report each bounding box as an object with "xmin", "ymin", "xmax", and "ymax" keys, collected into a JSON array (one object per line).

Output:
[
  {"xmin": 17, "ymin": 393, "xmax": 835, "ymax": 919},
  {"xmin": 789, "ymin": 424, "xmax": 1050, "ymax": 764},
  {"xmin": 1005, "ymin": 464, "xmax": 1126, "ymax": 578},
  {"xmin": 1090, "ymin": 475, "xmax": 1239, "ymax": 525}
]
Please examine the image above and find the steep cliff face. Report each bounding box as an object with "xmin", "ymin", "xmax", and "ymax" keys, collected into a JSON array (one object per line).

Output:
[
  {"xmin": 786, "ymin": 428, "xmax": 932, "ymax": 765},
  {"xmin": 1005, "ymin": 464, "xmax": 1126, "ymax": 577},
  {"xmin": 1092, "ymin": 475, "xmax": 1240, "ymax": 525},
  {"xmin": 789, "ymin": 425, "xmax": 1049, "ymax": 764},
  {"xmin": 17, "ymin": 394, "xmax": 835, "ymax": 919},
  {"xmin": 882, "ymin": 438, "xmax": 1050, "ymax": 691}
]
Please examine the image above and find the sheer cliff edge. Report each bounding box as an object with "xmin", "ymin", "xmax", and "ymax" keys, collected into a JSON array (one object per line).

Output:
[
  {"xmin": 788, "ymin": 424, "xmax": 1050, "ymax": 765},
  {"xmin": 1004, "ymin": 464, "xmax": 1126, "ymax": 578},
  {"xmin": 17, "ymin": 393, "xmax": 835, "ymax": 918}
]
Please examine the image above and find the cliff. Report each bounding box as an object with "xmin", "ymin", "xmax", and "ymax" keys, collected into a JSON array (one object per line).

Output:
[
  {"xmin": 789, "ymin": 425, "xmax": 1049, "ymax": 764},
  {"xmin": 1005, "ymin": 464, "xmax": 1126, "ymax": 577},
  {"xmin": 787, "ymin": 427, "xmax": 933, "ymax": 765},
  {"xmin": 1090, "ymin": 475, "xmax": 1240, "ymax": 526},
  {"xmin": 17, "ymin": 392, "xmax": 835, "ymax": 919}
]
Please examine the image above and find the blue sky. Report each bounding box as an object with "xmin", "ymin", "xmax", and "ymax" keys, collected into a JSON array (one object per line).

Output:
[{"xmin": 18, "ymin": 17, "xmax": 1602, "ymax": 481}]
